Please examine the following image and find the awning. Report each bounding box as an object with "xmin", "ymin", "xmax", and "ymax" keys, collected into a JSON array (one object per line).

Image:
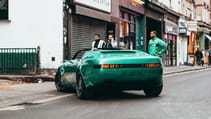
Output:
[{"xmin": 205, "ymin": 34, "xmax": 211, "ymax": 41}]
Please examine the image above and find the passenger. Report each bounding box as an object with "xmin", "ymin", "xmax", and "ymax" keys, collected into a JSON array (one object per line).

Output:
[
  {"xmin": 104, "ymin": 34, "xmax": 113, "ymax": 48},
  {"xmin": 91, "ymin": 34, "xmax": 105, "ymax": 50}
]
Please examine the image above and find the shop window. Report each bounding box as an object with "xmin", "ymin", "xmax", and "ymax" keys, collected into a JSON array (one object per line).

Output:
[
  {"xmin": 130, "ymin": 16, "xmax": 135, "ymax": 33},
  {"xmin": 205, "ymin": 38, "xmax": 209, "ymax": 50},
  {"xmin": 120, "ymin": 11, "xmax": 136, "ymax": 50},
  {"xmin": 120, "ymin": 21, "xmax": 129, "ymax": 37},
  {"xmin": 119, "ymin": 21, "xmax": 128, "ymax": 48},
  {"xmin": 0, "ymin": 0, "xmax": 8, "ymax": 20},
  {"xmin": 124, "ymin": 13, "xmax": 129, "ymax": 20}
]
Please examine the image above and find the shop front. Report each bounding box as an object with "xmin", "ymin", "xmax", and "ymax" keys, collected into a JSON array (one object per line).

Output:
[
  {"xmin": 119, "ymin": 0, "xmax": 145, "ymax": 50},
  {"xmin": 178, "ymin": 17, "xmax": 189, "ymax": 65},
  {"xmin": 187, "ymin": 21, "xmax": 197, "ymax": 65},
  {"xmin": 197, "ymin": 25, "xmax": 211, "ymax": 64},
  {"xmin": 197, "ymin": 26, "xmax": 211, "ymax": 50},
  {"xmin": 163, "ymin": 24, "xmax": 178, "ymax": 66},
  {"xmin": 163, "ymin": 11, "xmax": 179, "ymax": 66},
  {"xmin": 145, "ymin": 1, "xmax": 164, "ymax": 52},
  {"xmin": 64, "ymin": 0, "xmax": 116, "ymax": 58}
]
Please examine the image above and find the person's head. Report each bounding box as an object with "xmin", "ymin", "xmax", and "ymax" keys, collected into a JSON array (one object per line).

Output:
[
  {"xmin": 108, "ymin": 35, "xmax": 113, "ymax": 41},
  {"xmin": 94, "ymin": 34, "xmax": 100, "ymax": 41},
  {"xmin": 150, "ymin": 31, "xmax": 157, "ymax": 38}
]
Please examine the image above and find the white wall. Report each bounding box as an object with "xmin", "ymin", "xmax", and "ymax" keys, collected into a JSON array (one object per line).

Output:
[
  {"xmin": 0, "ymin": 0, "xmax": 63, "ymax": 69},
  {"xmin": 195, "ymin": 0, "xmax": 210, "ymax": 23},
  {"xmin": 158, "ymin": 0, "xmax": 170, "ymax": 7},
  {"xmin": 178, "ymin": 36, "xmax": 188, "ymax": 65},
  {"xmin": 158, "ymin": 0, "xmax": 180, "ymax": 13}
]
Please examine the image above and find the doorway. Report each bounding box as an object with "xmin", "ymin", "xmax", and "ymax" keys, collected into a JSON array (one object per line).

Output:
[{"xmin": 146, "ymin": 17, "xmax": 162, "ymax": 52}]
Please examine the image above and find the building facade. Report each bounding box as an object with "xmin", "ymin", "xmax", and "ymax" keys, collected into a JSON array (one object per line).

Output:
[
  {"xmin": 178, "ymin": 0, "xmax": 196, "ymax": 65},
  {"xmin": 195, "ymin": 0, "xmax": 211, "ymax": 50},
  {"xmin": 160, "ymin": 0, "xmax": 196, "ymax": 65},
  {"xmin": 63, "ymin": 0, "xmax": 146, "ymax": 59},
  {"xmin": 64, "ymin": 0, "xmax": 119, "ymax": 59},
  {"xmin": 119, "ymin": 0, "xmax": 145, "ymax": 50},
  {"xmin": 0, "ymin": 0, "xmax": 63, "ymax": 69},
  {"xmin": 163, "ymin": 9, "xmax": 179, "ymax": 66},
  {"xmin": 147, "ymin": 0, "xmax": 179, "ymax": 66},
  {"xmin": 144, "ymin": 0, "xmax": 165, "ymax": 58},
  {"xmin": 1, "ymin": 0, "xmax": 211, "ymax": 74}
]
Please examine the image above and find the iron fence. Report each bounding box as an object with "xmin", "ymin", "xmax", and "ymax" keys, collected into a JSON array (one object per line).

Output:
[{"xmin": 0, "ymin": 48, "xmax": 38, "ymax": 74}]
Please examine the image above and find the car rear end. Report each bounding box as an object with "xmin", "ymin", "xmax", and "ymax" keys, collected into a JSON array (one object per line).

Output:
[{"xmin": 85, "ymin": 50, "xmax": 163, "ymax": 91}]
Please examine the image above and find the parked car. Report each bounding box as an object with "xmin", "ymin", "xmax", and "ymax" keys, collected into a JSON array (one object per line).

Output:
[{"xmin": 55, "ymin": 48, "xmax": 163, "ymax": 99}]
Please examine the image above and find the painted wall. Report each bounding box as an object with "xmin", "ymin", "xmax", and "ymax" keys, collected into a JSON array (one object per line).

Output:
[
  {"xmin": 178, "ymin": 36, "xmax": 188, "ymax": 65},
  {"xmin": 0, "ymin": 0, "xmax": 63, "ymax": 69},
  {"xmin": 179, "ymin": 0, "xmax": 195, "ymax": 19},
  {"xmin": 199, "ymin": 34, "xmax": 205, "ymax": 49},
  {"xmin": 158, "ymin": 0, "xmax": 181, "ymax": 13},
  {"xmin": 195, "ymin": 0, "xmax": 210, "ymax": 23},
  {"xmin": 136, "ymin": 16, "xmax": 145, "ymax": 51}
]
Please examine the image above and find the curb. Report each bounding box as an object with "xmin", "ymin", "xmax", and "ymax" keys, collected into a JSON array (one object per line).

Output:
[
  {"xmin": 163, "ymin": 66, "xmax": 211, "ymax": 75},
  {"xmin": 0, "ymin": 75, "xmax": 54, "ymax": 83}
]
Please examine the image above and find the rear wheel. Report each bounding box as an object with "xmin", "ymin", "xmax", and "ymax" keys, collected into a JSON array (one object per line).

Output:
[
  {"xmin": 144, "ymin": 85, "xmax": 163, "ymax": 97},
  {"xmin": 76, "ymin": 73, "xmax": 93, "ymax": 99},
  {"xmin": 55, "ymin": 71, "xmax": 66, "ymax": 92}
]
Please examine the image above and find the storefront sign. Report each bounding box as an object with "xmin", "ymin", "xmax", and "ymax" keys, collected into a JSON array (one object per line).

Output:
[
  {"xmin": 179, "ymin": 28, "xmax": 187, "ymax": 34},
  {"xmin": 74, "ymin": 0, "xmax": 111, "ymax": 13},
  {"xmin": 187, "ymin": 21, "xmax": 197, "ymax": 32},
  {"xmin": 164, "ymin": 19, "xmax": 178, "ymax": 35},
  {"xmin": 165, "ymin": 25, "xmax": 178, "ymax": 34},
  {"xmin": 178, "ymin": 19, "xmax": 187, "ymax": 28}
]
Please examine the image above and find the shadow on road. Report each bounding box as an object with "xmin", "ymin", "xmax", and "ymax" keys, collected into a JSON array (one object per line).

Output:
[{"xmin": 81, "ymin": 91, "xmax": 162, "ymax": 101}]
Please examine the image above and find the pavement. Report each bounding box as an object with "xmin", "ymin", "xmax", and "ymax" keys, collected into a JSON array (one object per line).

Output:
[
  {"xmin": 0, "ymin": 65, "xmax": 210, "ymax": 109},
  {"xmin": 0, "ymin": 74, "xmax": 54, "ymax": 83},
  {"xmin": 163, "ymin": 64, "xmax": 211, "ymax": 75}
]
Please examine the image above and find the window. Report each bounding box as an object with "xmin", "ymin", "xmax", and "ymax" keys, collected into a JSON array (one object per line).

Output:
[{"xmin": 0, "ymin": 0, "xmax": 8, "ymax": 20}]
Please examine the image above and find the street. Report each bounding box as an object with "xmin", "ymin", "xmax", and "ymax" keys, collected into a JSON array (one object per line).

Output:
[{"xmin": 0, "ymin": 69, "xmax": 211, "ymax": 119}]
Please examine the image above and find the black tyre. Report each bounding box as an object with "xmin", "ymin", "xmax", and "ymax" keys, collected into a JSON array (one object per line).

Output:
[
  {"xmin": 55, "ymin": 71, "xmax": 66, "ymax": 92},
  {"xmin": 144, "ymin": 85, "xmax": 163, "ymax": 97},
  {"xmin": 76, "ymin": 73, "xmax": 93, "ymax": 99}
]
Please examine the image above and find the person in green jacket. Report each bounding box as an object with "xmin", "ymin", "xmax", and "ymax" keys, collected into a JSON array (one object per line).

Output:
[{"xmin": 148, "ymin": 31, "xmax": 167, "ymax": 57}]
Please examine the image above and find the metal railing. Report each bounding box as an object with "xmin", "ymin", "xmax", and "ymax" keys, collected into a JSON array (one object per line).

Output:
[{"xmin": 0, "ymin": 48, "xmax": 38, "ymax": 75}]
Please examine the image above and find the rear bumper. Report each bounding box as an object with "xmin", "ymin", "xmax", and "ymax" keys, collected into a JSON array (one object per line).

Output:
[
  {"xmin": 84, "ymin": 68, "xmax": 163, "ymax": 91},
  {"xmin": 91, "ymin": 79, "xmax": 162, "ymax": 91}
]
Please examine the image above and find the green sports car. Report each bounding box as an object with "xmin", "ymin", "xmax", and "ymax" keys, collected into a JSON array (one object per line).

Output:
[{"xmin": 55, "ymin": 48, "xmax": 163, "ymax": 99}]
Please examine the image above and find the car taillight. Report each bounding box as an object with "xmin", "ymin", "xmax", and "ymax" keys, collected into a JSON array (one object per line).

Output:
[
  {"xmin": 93, "ymin": 64, "xmax": 161, "ymax": 69},
  {"xmin": 101, "ymin": 64, "xmax": 123, "ymax": 69}
]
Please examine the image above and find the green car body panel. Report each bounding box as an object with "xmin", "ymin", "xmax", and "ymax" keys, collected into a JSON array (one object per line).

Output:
[{"xmin": 56, "ymin": 49, "xmax": 163, "ymax": 94}]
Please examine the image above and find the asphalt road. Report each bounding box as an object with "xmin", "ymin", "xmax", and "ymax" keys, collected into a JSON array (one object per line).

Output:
[{"xmin": 0, "ymin": 69, "xmax": 211, "ymax": 119}]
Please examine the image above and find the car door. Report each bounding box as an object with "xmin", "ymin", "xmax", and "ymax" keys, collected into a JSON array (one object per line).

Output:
[{"xmin": 64, "ymin": 49, "xmax": 90, "ymax": 88}]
